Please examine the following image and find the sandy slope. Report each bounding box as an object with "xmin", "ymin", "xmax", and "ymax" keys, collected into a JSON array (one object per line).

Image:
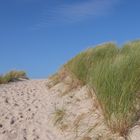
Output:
[{"xmin": 0, "ymin": 76, "xmax": 137, "ymax": 140}]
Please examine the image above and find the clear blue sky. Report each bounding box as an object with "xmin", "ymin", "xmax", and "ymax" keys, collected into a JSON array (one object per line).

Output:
[{"xmin": 0, "ymin": 0, "xmax": 140, "ymax": 78}]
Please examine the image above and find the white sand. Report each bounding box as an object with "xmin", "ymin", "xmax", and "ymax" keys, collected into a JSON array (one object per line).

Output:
[
  {"xmin": 128, "ymin": 121, "xmax": 140, "ymax": 140},
  {"xmin": 0, "ymin": 76, "xmax": 136, "ymax": 140}
]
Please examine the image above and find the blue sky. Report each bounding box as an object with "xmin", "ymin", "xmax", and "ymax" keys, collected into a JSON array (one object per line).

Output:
[{"xmin": 0, "ymin": 0, "xmax": 140, "ymax": 78}]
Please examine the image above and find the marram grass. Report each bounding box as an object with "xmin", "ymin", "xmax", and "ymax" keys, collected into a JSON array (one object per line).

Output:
[
  {"xmin": 65, "ymin": 41, "xmax": 140, "ymax": 136},
  {"xmin": 0, "ymin": 70, "xmax": 27, "ymax": 84}
]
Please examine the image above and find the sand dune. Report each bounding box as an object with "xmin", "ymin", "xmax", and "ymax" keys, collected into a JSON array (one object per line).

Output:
[{"xmin": 0, "ymin": 76, "xmax": 138, "ymax": 140}]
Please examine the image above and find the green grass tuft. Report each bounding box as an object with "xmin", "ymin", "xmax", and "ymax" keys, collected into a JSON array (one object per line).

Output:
[
  {"xmin": 53, "ymin": 108, "xmax": 66, "ymax": 126},
  {"xmin": 0, "ymin": 70, "xmax": 28, "ymax": 84},
  {"xmin": 65, "ymin": 41, "xmax": 140, "ymax": 136}
]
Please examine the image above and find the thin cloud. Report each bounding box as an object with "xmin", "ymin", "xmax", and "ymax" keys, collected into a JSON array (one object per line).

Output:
[
  {"xmin": 33, "ymin": 0, "xmax": 119, "ymax": 29},
  {"xmin": 56, "ymin": 0, "xmax": 118, "ymax": 21}
]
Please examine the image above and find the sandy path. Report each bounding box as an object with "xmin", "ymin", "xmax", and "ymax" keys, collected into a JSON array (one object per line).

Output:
[
  {"xmin": 0, "ymin": 78, "xmax": 125, "ymax": 140},
  {"xmin": 0, "ymin": 80, "xmax": 60, "ymax": 140}
]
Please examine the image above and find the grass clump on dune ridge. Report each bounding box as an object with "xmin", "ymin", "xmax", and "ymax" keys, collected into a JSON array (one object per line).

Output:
[
  {"xmin": 0, "ymin": 70, "xmax": 27, "ymax": 84},
  {"xmin": 65, "ymin": 41, "xmax": 140, "ymax": 136},
  {"xmin": 65, "ymin": 43, "xmax": 118, "ymax": 84}
]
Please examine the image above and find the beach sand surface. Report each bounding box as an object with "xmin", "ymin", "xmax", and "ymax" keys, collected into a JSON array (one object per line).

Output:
[{"xmin": 0, "ymin": 76, "xmax": 138, "ymax": 140}]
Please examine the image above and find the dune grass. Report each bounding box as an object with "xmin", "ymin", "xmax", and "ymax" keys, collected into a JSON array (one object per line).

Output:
[
  {"xmin": 65, "ymin": 41, "xmax": 140, "ymax": 136},
  {"xmin": 53, "ymin": 107, "xmax": 66, "ymax": 126},
  {"xmin": 0, "ymin": 70, "xmax": 27, "ymax": 84},
  {"xmin": 65, "ymin": 43, "xmax": 118, "ymax": 84}
]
